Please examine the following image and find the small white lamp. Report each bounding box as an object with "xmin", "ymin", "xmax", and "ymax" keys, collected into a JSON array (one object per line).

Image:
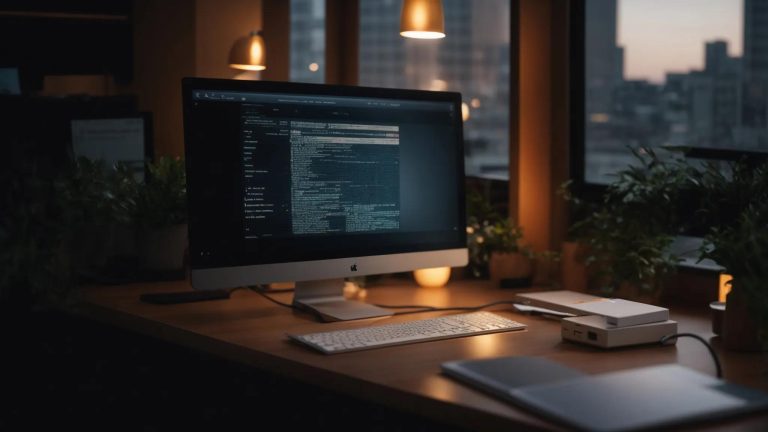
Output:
[{"xmin": 413, "ymin": 267, "xmax": 451, "ymax": 288}]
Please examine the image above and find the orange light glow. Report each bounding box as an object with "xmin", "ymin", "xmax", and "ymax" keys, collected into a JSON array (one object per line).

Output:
[
  {"xmin": 229, "ymin": 31, "xmax": 266, "ymax": 71},
  {"xmin": 413, "ymin": 267, "xmax": 451, "ymax": 288},
  {"xmin": 400, "ymin": 0, "xmax": 445, "ymax": 39},
  {"xmin": 718, "ymin": 273, "xmax": 733, "ymax": 303},
  {"xmin": 229, "ymin": 63, "xmax": 266, "ymax": 71}
]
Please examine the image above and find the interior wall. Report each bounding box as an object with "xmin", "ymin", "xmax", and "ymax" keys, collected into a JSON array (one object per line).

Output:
[
  {"xmin": 262, "ymin": 0, "xmax": 290, "ymax": 81},
  {"xmin": 518, "ymin": 0, "xmax": 553, "ymax": 256},
  {"xmin": 133, "ymin": 0, "xmax": 264, "ymax": 157},
  {"xmin": 195, "ymin": 0, "xmax": 263, "ymax": 79},
  {"xmin": 133, "ymin": 0, "xmax": 196, "ymax": 157}
]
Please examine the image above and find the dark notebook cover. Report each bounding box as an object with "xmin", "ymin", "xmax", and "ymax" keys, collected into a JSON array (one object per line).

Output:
[
  {"xmin": 442, "ymin": 357, "xmax": 768, "ymax": 432},
  {"xmin": 441, "ymin": 356, "xmax": 586, "ymax": 401}
]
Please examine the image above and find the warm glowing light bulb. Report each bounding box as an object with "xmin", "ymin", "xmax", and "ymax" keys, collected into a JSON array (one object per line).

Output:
[
  {"xmin": 400, "ymin": 30, "xmax": 445, "ymax": 39},
  {"xmin": 461, "ymin": 102, "xmax": 470, "ymax": 121},
  {"xmin": 413, "ymin": 267, "xmax": 451, "ymax": 288},
  {"xmin": 308, "ymin": 62, "xmax": 319, "ymax": 72}
]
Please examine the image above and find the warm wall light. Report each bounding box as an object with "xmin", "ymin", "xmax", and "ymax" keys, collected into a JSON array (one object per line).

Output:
[
  {"xmin": 400, "ymin": 0, "xmax": 445, "ymax": 39},
  {"xmin": 413, "ymin": 267, "xmax": 451, "ymax": 288},
  {"xmin": 718, "ymin": 273, "xmax": 733, "ymax": 303},
  {"xmin": 229, "ymin": 31, "xmax": 266, "ymax": 71}
]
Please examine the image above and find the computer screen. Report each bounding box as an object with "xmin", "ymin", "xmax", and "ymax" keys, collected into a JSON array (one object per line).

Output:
[{"xmin": 182, "ymin": 78, "xmax": 467, "ymax": 320}]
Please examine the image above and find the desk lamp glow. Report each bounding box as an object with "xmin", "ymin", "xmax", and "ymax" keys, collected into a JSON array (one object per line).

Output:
[{"xmin": 414, "ymin": 267, "xmax": 452, "ymax": 288}]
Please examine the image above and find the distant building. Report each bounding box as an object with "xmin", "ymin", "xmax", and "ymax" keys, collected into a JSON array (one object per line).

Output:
[
  {"xmin": 742, "ymin": 0, "xmax": 768, "ymax": 134},
  {"xmin": 705, "ymin": 41, "xmax": 729, "ymax": 76},
  {"xmin": 359, "ymin": 0, "xmax": 510, "ymax": 176},
  {"xmin": 585, "ymin": 0, "xmax": 618, "ymax": 117},
  {"xmin": 290, "ymin": 0, "xmax": 325, "ymax": 83},
  {"xmin": 615, "ymin": 46, "xmax": 625, "ymax": 83}
]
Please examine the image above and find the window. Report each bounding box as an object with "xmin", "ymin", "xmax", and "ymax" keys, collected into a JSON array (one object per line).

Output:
[
  {"xmin": 580, "ymin": 0, "xmax": 768, "ymax": 185},
  {"xmin": 359, "ymin": 0, "xmax": 510, "ymax": 179},
  {"xmin": 290, "ymin": 0, "xmax": 325, "ymax": 83}
]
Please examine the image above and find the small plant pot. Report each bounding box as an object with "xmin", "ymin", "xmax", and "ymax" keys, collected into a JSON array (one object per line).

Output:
[
  {"xmin": 723, "ymin": 288, "xmax": 765, "ymax": 351},
  {"xmin": 140, "ymin": 224, "xmax": 188, "ymax": 273},
  {"xmin": 489, "ymin": 252, "xmax": 533, "ymax": 288}
]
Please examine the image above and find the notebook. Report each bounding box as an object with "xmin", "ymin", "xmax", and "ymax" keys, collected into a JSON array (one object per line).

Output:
[{"xmin": 442, "ymin": 356, "xmax": 768, "ymax": 432}]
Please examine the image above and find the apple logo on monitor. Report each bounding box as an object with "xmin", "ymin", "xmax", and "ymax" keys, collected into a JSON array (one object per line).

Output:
[{"xmin": 350, "ymin": 264, "xmax": 358, "ymax": 272}]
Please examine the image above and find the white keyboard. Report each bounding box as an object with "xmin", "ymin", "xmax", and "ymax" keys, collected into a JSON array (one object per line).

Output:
[{"xmin": 289, "ymin": 311, "xmax": 526, "ymax": 354}]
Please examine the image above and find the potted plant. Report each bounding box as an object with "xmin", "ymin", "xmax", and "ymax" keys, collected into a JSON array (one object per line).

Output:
[
  {"xmin": 57, "ymin": 159, "xmax": 139, "ymax": 274},
  {"xmin": 562, "ymin": 148, "xmax": 697, "ymax": 303},
  {"xmin": 466, "ymin": 189, "xmax": 533, "ymax": 286},
  {"xmin": 698, "ymin": 160, "xmax": 768, "ymax": 350},
  {"xmin": 135, "ymin": 156, "xmax": 188, "ymax": 274},
  {"xmin": 0, "ymin": 157, "xmax": 141, "ymax": 309}
]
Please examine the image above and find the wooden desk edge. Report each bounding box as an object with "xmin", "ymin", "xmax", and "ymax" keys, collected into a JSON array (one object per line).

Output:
[{"xmin": 73, "ymin": 298, "xmax": 556, "ymax": 432}]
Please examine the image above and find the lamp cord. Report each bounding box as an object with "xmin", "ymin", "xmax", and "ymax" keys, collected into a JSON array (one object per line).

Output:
[{"xmin": 660, "ymin": 333, "xmax": 723, "ymax": 378}]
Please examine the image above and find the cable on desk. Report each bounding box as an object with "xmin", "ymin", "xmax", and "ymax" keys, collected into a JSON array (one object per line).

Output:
[
  {"xmin": 660, "ymin": 333, "xmax": 723, "ymax": 379},
  {"xmin": 228, "ymin": 286, "xmax": 250, "ymax": 294},
  {"xmin": 248, "ymin": 286, "xmax": 328, "ymax": 322},
  {"xmin": 252, "ymin": 288, "xmax": 294, "ymax": 309},
  {"xmin": 248, "ymin": 284, "xmax": 295, "ymax": 293},
  {"xmin": 373, "ymin": 300, "xmax": 522, "ymax": 316}
]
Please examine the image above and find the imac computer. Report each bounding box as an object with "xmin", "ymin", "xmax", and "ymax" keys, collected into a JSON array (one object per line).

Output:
[{"xmin": 182, "ymin": 78, "xmax": 468, "ymax": 321}]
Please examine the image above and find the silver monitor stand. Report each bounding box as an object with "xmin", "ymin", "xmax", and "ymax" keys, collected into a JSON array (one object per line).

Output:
[{"xmin": 292, "ymin": 278, "xmax": 393, "ymax": 322}]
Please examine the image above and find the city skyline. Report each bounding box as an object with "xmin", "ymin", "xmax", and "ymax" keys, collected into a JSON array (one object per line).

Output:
[{"xmin": 619, "ymin": 0, "xmax": 742, "ymax": 83}]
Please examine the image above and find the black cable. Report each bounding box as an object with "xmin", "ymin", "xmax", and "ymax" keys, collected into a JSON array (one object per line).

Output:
[
  {"xmin": 252, "ymin": 286, "xmax": 522, "ymax": 322},
  {"xmin": 248, "ymin": 286, "xmax": 328, "ymax": 322},
  {"xmin": 248, "ymin": 284, "xmax": 296, "ymax": 293},
  {"xmin": 252, "ymin": 288, "xmax": 295, "ymax": 309},
  {"xmin": 660, "ymin": 333, "xmax": 723, "ymax": 379},
  {"xmin": 227, "ymin": 286, "xmax": 250, "ymax": 294},
  {"xmin": 373, "ymin": 300, "xmax": 522, "ymax": 316}
]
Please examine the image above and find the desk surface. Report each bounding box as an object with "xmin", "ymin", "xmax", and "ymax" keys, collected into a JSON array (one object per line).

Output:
[{"xmin": 78, "ymin": 277, "xmax": 768, "ymax": 431}]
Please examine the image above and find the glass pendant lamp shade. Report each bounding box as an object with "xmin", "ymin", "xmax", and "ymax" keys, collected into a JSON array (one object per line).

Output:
[
  {"xmin": 400, "ymin": 0, "xmax": 445, "ymax": 39},
  {"xmin": 229, "ymin": 31, "xmax": 266, "ymax": 71}
]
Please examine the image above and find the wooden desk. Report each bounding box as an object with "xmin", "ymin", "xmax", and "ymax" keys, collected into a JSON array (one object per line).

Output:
[{"xmin": 77, "ymin": 278, "xmax": 768, "ymax": 431}]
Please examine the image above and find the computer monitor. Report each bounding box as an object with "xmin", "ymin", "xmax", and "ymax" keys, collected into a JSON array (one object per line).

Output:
[{"xmin": 182, "ymin": 78, "xmax": 468, "ymax": 321}]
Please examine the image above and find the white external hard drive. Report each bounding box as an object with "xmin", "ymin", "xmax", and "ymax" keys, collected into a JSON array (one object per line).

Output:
[
  {"xmin": 516, "ymin": 290, "xmax": 669, "ymax": 327},
  {"xmin": 561, "ymin": 315, "xmax": 678, "ymax": 348}
]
